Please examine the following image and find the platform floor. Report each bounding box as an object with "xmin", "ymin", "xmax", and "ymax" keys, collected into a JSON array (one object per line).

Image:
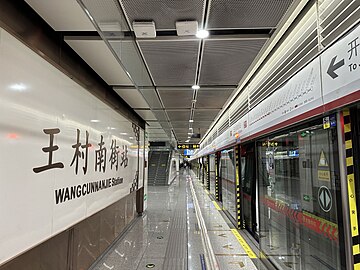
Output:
[{"xmin": 91, "ymin": 170, "xmax": 267, "ymax": 270}]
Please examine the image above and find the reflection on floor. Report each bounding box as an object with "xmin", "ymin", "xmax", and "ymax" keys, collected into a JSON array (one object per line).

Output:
[{"xmin": 91, "ymin": 170, "xmax": 265, "ymax": 270}]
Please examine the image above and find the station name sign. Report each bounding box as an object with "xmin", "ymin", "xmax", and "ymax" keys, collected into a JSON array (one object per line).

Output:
[{"xmin": 177, "ymin": 144, "xmax": 199, "ymax": 149}]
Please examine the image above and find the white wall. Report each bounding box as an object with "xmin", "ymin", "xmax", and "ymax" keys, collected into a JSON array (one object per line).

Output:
[
  {"xmin": 168, "ymin": 151, "xmax": 180, "ymax": 184},
  {"xmin": 0, "ymin": 28, "xmax": 142, "ymax": 265}
]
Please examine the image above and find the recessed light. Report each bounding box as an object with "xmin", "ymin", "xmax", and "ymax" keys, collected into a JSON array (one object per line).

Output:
[
  {"xmin": 90, "ymin": 119, "xmax": 100, "ymax": 123},
  {"xmin": 129, "ymin": 136, "xmax": 134, "ymax": 139},
  {"xmin": 192, "ymin": 85, "xmax": 200, "ymax": 90},
  {"xmin": 120, "ymin": 132, "xmax": 128, "ymax": 135},
  {"xmin": 196, "ymin": 29, "xmax": 209, "ymax": 39},
  {"xmin": 188, "ymin": 132, "xmax": 193, "ymax": 135},
  {"xmin": 185, "ymin": 139, "xmax": 190, "ymax": 142},
  {"xmin": 110, "ymin": 127, "xmax": 116, "ymax": 130},
  {"xmin": 9, "ymin": 83, "xmax": 27, "ymax": 92},
  {"xmin": 189, "ymin": 119, "xmax": 194, "ymax": 123}
]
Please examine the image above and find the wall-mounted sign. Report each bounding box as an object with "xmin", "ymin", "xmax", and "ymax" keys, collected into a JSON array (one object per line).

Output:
[
  {"xmin": 0, "ymin": 28, "xmax": 143, "ymax": 265},
  {"xmin": 321, "ymin": 23, "xmax": 360, "ymax": 105}
]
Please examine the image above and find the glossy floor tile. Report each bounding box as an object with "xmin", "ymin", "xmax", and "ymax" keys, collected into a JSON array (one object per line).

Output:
[{"xmin": 91, "ymin": 170, "xmax": 265, "ymax": 270}]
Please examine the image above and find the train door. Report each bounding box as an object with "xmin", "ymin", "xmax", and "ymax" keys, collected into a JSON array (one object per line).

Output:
[
  {"xmin": 220, "ymin": 148, "xmax": 237, "ymax": 220},
  {"xmin": 240, "ymin": 143, "xmax": 259, "ymax": 240},
  {"xmin": 209, "ymin": 154, "xmax": 216, "ymax": 196},
  {"xmin": 258, "ymin": 119, "xmax": 346, "ymax": 270}
]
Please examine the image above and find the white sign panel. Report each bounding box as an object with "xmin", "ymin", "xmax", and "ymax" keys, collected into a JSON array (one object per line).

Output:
[
  {"xmin": 321, "ymin": 23, "xmax": 360, "ymax": 106},
  {"xmin": 248, "ymin": 58, "xmax": 322, "ymax": 137},
  {"xmin": 0, "ymin": 28, "xmax": 142, "ymax": 264}
]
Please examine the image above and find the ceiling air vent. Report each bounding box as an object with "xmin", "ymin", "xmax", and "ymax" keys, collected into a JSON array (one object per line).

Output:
[
  {"xmin": 175, "ymin": 21, "xmax": 198, "ymax": 36},
  {"xmin": 133, "ymin": 21, "xmax": 156, "ymax": 38}
]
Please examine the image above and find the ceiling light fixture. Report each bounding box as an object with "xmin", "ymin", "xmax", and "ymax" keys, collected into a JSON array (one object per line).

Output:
[
  {"xmin": 192, "ymin": 85, "xmax": 200, "ymax": 90},
  {"xmin": 90, "ymin": 119, "xmax": 100, "ymax": 123},
  {"xmin": 196, "ymin": 29, "xmax": 209, "ymax": 39},
  {"xmin": 189, "ymin": 119, "xmax": 194, "ymax": 123},
  {"xmin": 9, "ymin": 83, "xmax": 27, "ymax": 92},
  {"xmin": 185, "ymin": 139, "xmax": 190, "ymax": 143}
]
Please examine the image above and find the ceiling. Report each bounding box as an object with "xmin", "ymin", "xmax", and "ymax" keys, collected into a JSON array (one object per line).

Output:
[{"xmin": 25, "ymin": 0, "xmax": 295, "ymax": 144}]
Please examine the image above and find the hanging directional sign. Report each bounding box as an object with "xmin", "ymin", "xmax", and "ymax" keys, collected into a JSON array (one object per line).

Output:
[
  {"xmin": 318, "ymin": 186, "xmax": 332, "ymax": 212},
  {"xmin": 177, "ymin": 144, "xmax": 199, "ymax": 149},
  {"xmin": 321, "ymin": 23, "xmax": 360, "ymax": 105}
]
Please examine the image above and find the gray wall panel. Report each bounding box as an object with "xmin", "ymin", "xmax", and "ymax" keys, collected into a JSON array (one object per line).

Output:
[
  {"xmin": 0, "ymin": 193, "xmax": 137, "ymax": 270},
  {"xmin": 100, "ymin": 204, "xmax": 116, "ymax": 253},
  {"xmin": 73, "ymin": 213, "xmax": 101, "ymax": 270}
]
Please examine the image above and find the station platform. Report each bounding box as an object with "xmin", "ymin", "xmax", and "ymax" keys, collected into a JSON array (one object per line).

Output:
[{"xmin": 91, "ymin": 170, "xmax": 266, "ymax": 270}]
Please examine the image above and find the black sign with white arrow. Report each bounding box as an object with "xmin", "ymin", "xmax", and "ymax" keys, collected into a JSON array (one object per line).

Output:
[
  {"xmin": 327, "ymin": 56, "xmax": 344, "ymax": 79},
  {"xmin": 318, "ymin": 186, "xmax": 332, "ymax": 212}
]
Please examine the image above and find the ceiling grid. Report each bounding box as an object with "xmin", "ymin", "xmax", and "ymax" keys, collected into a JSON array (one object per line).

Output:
[{"xmin": 26, "ymin": 0, "xmax": 298, "ymax": 143}]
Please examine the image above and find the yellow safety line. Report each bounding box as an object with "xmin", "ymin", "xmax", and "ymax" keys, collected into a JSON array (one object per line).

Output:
[
  {"xmin": 231, "ymin": 229, "xmax": 257, "ymax": 258},
  {"xmin": 212, "ymin": 201, "xmax": 222, "ymax": 211}
]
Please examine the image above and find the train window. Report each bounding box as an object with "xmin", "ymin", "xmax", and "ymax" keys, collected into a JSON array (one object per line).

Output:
[{"xmin": 258, "ymin": 122, "xmax": 343, "ymax": 270}]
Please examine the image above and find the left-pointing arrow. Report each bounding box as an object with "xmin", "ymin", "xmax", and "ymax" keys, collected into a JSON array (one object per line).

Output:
[{"xmin": 327, "ymin": 56, "xmax": 344, "ymax": 79}]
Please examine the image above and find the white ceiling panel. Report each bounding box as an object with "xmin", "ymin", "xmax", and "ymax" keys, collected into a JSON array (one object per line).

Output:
[
  {"xmin": 25, "ymin": 0, "xmax": 95, "ymax": 31},
  {"xmin": 114, "ymin": 87, "xmax": 149, "ymax": 109},
  {"xmin": 147, "ymin": 122, "xmax": 162, "ymax": 128},
  {"xmin": 148, "ymin": 134, "xmax": 170, "ymax": 140},
  {"xmin": 147, "ymin": 129, "xmax": 167, "ymax": 134},
  {"xmin": 65, "ymin": 39, "xmax": 132, "ymax": 86},
  {"xmin": 135, "ymin": 109, "xmax": 157, "ymax": 121}
]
